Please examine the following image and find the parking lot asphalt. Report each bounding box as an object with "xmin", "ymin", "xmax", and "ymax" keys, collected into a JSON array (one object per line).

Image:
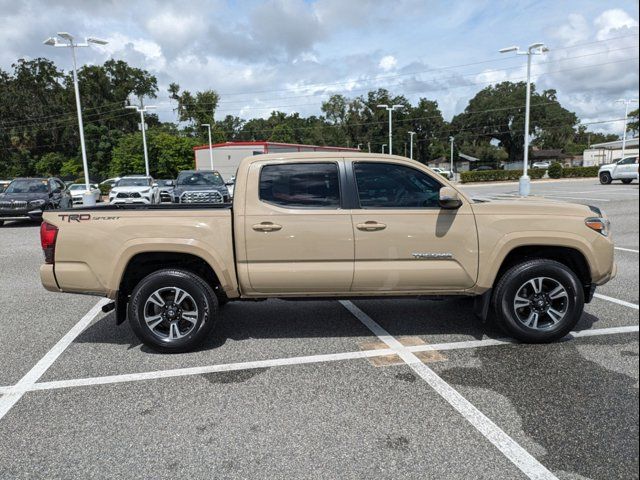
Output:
[{"xmin": 0, "ymin": 178, "xmax": 638, "ymax": 479}]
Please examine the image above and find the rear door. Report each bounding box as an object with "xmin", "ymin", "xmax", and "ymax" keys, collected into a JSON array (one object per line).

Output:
[
  {"xmin": 349, "ymin": 160, "xmax": 478, "ymax": 292},
  {"xmin": 241, "ymin": 160, "xmax": 354, "ymax": 294}
]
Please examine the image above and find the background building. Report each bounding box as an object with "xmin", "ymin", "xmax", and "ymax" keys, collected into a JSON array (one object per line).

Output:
[
  {"xmin": 583, "ymin": 138, "xmax": 639, "ymax": 166},
  {"xmin": 194, "ymin": 141, "xmax": 358, "ymax": 180}
]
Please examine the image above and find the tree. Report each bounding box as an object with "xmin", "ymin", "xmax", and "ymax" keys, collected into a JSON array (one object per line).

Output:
[
  {"xmin": 110, "ymin": 128, "xmax": 199, "ymax": 178},
  {"xmin": 627, "ymin": 108, "xmax": 639, "ymax": 135},
  {"xmin": 170, "ymin": 84, "xmax": 219, "ymax": 129},
  {"xmin": 451, "ymin": 81, "xmax": 578, "ymax": 161}
]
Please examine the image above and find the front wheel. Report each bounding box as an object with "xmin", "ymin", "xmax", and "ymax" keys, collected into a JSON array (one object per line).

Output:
[
  {"xmin": 492, "ymin": 259, "xmax": 584, "ymax": 343},
  {"xmin": 0, "ymin": 220, "xmax": 4, "ymax": 227},
  {"xmin": 128, "ymin": 269, "xmax": 218, "ymax": 353},
  {"xmin": 599, "ymin": 172, "xmax": 612, "ymax": 185}
]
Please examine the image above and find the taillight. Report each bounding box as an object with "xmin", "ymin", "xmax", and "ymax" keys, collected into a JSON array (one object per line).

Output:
[{"xmin": 40, "ymin": 222, "xmax": 59, "ymax": 264}]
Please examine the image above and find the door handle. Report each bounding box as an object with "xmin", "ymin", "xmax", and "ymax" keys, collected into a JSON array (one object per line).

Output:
[
  {"xmin": 252, "ymin": 222, "xmax": 283, "ymax": 232},
  {"xmin": 356, "ymin": 221, "xmax": 387, "ymax": 232}
]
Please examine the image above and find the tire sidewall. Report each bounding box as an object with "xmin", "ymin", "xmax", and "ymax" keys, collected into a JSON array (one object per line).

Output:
[
  {"xmin": 599, "ymin": 172, "xmax": 612, "ymax": 184},
  {"xmin": 129, "ymin": 270, "xmax": 217, "ymax": 352},
  {"xmin": 497, "ymin": 262, "xmax": 584, "ymax": 342}
]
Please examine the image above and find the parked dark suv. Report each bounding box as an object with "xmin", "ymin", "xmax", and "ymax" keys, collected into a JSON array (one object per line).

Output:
[
  {"xmin": 0, "ymin": 177, "xmax": 72, "ymax": 226},
  {"xmin": 172, "ymin": 170, "xmax": 230, "ymax": 204}
]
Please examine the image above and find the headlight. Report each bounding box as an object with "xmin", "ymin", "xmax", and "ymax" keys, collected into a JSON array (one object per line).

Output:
[
  {"xmin": 29, "ymin": 199, "xmax": 46, "ymax": 207},
  {"xmin": 141, "ymin": 189, "xmax": 150, "ymax": 194},
  {"xmin": 585, "ymin": 217, "xmax": 610, "ymax": 237}
]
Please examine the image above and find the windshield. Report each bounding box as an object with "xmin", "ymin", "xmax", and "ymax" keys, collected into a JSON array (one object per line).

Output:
[
  {"xmin": 156, "ymin": 180, "xmax": 174, "ymax": 186},
  {"xmin": 5, "ymin": 179, "xmax": 48, "ymax": 194},
  {"xmin": 116, "ymin": 178, "xmax": 151, "ymax": 187},
  {"xmin": 177, "ymin": 172, "xmax": 224, "ymax": 186}
]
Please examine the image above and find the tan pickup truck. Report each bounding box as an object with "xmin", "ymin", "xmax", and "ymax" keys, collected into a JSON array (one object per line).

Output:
[{"xmin": 40, "ymin": 153, "xmax": 616, "ymax": 352}]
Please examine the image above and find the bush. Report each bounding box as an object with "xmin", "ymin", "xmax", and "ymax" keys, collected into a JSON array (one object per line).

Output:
[
  {"xmin": 99, "ymin": 183, "xmax": 112, "ymax": 196},
  {"xmin": 562, "ymin": 166, "xmax": 600, "ymax": 178},
  {"xmin": 547, "ymin": 162, "xmax": 563, "ymax": 179},
  {"xmin": 460, "ymin": 169, "xmax": 545, "ymax": 183}
]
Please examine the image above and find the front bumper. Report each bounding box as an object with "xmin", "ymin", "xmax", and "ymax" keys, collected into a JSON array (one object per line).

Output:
[
  {"xmin": 110, "ymin": 196, "xmax": 153, "ymax": 205},
  {"xmin": 0, "ymin": 209, "xmax": 41, "ymax": 221}
]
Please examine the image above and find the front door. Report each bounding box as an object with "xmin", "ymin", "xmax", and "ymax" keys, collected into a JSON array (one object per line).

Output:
[
  {"xmin": 241, "ymin": 160, "xmax": 354, "ymax": 294},
  {"xmin": 350, "ymin": 161, "xmax": 478, "ymax": 292}
]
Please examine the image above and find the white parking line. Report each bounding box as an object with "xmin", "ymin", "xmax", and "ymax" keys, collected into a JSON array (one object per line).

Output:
[
  {"xmin": 0, "ymin": 299, "xmax": 109, "ymax": 421},
  {"xmin": 615, "ymin": 247, "xmax": 639, "ymax": 253},
  {"xmin": 0, "ymin": 325, "xmax": 636, "ymax": 397},
  {"xmin": 340, "ymin": 300, "xmax": 558, "ymax": 480},
  {"xmin": 594, "ymin": 293, "xmax": 639, "ymax": 310}
]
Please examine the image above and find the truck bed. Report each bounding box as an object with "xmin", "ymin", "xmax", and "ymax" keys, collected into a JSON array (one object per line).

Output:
[{"xmin": 41, "ymin": 205, "xmax": 238, "ymax": 299}]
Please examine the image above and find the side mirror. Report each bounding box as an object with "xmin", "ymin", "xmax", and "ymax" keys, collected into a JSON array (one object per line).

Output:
[
  {"xmin": 51, "ymin": 188, "xmax": 62, "ymax": 195},
  {"xmin": 439, "ymin": 187, "xmax": 463, "ymax": 210}
]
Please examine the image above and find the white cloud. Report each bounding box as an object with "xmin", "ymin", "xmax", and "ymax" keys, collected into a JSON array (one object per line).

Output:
[
  {"xmin": 379, "ymin": 55, "xmax": 397, "ymax": 72},
  {"xmin": 594, "ymin": 9, "xmax": 639, "ymax": 40}
]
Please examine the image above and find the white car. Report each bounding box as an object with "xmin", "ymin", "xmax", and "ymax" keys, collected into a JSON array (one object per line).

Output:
[
  {"xmin": 532, "ymin": 161, "xmax": 551, "ymax": 169},
  {"xmin": 430, "ymin": 167, "xmax": 452, "ymax": 179},
  {"xmin": 109, "ymin": 176, "xmax": 160, "ymax": 205},
  {"xmin": 68, "ymin": 183, "xmax": 101, "ymax": 205},
  {"xmin": 599, "ymin": 156, "xmax": 639, "ymax": 185}
]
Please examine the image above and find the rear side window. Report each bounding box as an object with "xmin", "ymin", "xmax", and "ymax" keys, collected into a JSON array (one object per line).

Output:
[
  {"xmin": 259, "ymin": 163, "xmax": 340, "ymax": 208},
  {"xmin": 354, "ymin": 162, "xmax": 442, "ymax": 209}
]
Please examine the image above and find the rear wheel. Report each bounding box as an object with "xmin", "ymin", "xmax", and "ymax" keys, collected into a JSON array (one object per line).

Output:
[
  {"xmin": 492, "ymin": 259, "xmax": 584, "ymax": 343},
  {"xmin": 622, "ymin": 179, "xmax": 633, "ymax": 184},
  {"xmin": 599, "ymin": 172, "xmax": 612, "ymax": 185},
  {"xmin": 128, "ymin": 269, "xmax": 218, "ymax": 353},
  {"xmin": 0, "ymin": 220, "xmax": 4, "ymax": 227}
]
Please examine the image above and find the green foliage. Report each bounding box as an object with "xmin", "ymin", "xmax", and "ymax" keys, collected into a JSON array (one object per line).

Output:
[
  {"xmin": 627, "ymin": 108, "xmax": 639, "ymax": 135},
  {"xmin": 59, "ymin": 158, "xmax": 83, "ymax": 178},
  {"xmin": 452, "ymin": 82, "xmax": 578, "ymax": 162},
  {"xmin": 547, "ymin": 162, "xmax": 563, "ymax": 179},
  {"xmin": 562, "ymin": 166, "xmax": 600, "ymax": 178},
  {"xmin": 99, "ymin": 183, "xmax": 112, "ymax": 196},
  {"xmin": 460, "ymin": 169, "xmax": 545, "ymax": 183},
  {"xmin": 111, "ymin": 128, "xmax": 199, "ymax": 178},
  {"xmin": 35, "ymin": 152, "xmax": 65, "ymax": 176}
]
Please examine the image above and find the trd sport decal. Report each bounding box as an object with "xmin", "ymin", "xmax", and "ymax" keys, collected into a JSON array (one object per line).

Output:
[{"xmin": 58, "ymin": 214, "xmax": 120, "ymax": 222}]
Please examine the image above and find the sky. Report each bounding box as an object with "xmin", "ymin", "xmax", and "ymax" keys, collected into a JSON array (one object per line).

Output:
[{"xmin": 1, "ymin": 0, "xmax": 638, "ymax": 135}]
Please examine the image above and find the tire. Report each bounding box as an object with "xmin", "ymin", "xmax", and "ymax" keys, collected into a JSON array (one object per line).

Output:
[
  {"xmin": 622, "ymin": 179, "xmax": 633, "ymax": 184},
  {"xmin": 599, "ymin": 172, "xmax": 612, "ymax": 185},
  {"xmin": 492, "ymin": 259, "xmax": 584, "ymax": 343},
  {"xmin": 128, "ymin": 269, "xmax": 218, "ymax": 353},
  {"xmin": 0, "ymin": 220, "xmax": 4, "ymax": 227}
]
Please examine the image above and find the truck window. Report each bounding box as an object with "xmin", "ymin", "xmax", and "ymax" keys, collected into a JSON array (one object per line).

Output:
[
  {"xmin": 354, "ymin": 162, "xmax": 442, "ymax": 209},
  {"xmin": 259, "ymin": 163, "xmax": 340, "ymax": 208}
]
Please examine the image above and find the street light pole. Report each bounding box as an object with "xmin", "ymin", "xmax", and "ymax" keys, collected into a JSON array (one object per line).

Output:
[
  {"xmin": 500, "ymin": 42, "xmax": 548, "ymax": 197},
  {"xmin": 450, "ymin": 136, "xmax": 455, "ymax": 181},
  {"xmin": 408, "ymin": 131, "xmax": 416, "ymax": 159},
  {"xmin": 202, "ymin": 123, "xmax": 214, "ymax": 170},
  {"xmin": 616, "ymin": 99, "xmax": 639, "ymax": 159},
  {"xmin": 126, "ymin": 103, "xmax": 157, "ymax": 177},
  {"xmin": 377, "ymin": 104, "xmax": 403, "ymax": 154},
  {"xmin": 44, "ymin": 33, "xmax": 108, "ymax": 205}
]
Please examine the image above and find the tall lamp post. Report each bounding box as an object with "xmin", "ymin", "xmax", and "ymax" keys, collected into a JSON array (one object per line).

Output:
[
  {"xmin": 201, "ymin": 123, "xmax": 215, "ymax": 170},
  {"xmin": 449, "ymin": 136, "xmax": 455, "ymax": 181},
  {"xmin": 615, "ymin": 99, "xmax": 638, "ymax": 159},
  {"xmin": 44, "ymin": 32, "xmax": 108, "ymax": 205},
  {"xmin": 126, "ymin": 104, "xmax": 157, "ymax": 177},
  {"xmin": 500, "ymin": 42, "xmax": 548, "ymax": 197},
  {"xmin": 408, "ymin": 131, "xmax": 416, "ymax": 159},
  {"xmin": 377, "ymin": 104, "xmax": 403, "ymax": 155}
]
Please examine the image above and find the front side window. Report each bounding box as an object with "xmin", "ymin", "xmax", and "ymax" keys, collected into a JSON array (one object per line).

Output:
[
  {"xmin": 354, "ymin": 162, "xmax": 442, "ymax": 209},
  {"xmin": 259, "ymin": 163, "xmax": 340, "ymax": 208},
  {"xmin": 618, "ymin": 157, "xmax": 637, "ymax": 165}
]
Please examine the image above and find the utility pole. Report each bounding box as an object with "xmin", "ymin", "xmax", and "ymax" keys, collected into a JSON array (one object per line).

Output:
[
  {"xmin": 616, "ymin": 99, "xmax": 639, "ymax": 159},
  {"xmin": 500, "ymin": 42, "xmax": 548, "ymax": 196},
  {"xmin": 126, "ymin": 102, "xmax": 157, "ymax": 177},
  {"xmin": 44, "ymin": 32, "xmax": 107, "ymax": 205},
  {"xmin": 201, "ymin": 124, "xmax": 214, "ymax": 170},
  {"xmin": 408, "ymin": 131, "xmax": 416, "ymax": 160},
  {"xmin": 377, "ymin": 104, "xmax": 403, "ymax": 155}
]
